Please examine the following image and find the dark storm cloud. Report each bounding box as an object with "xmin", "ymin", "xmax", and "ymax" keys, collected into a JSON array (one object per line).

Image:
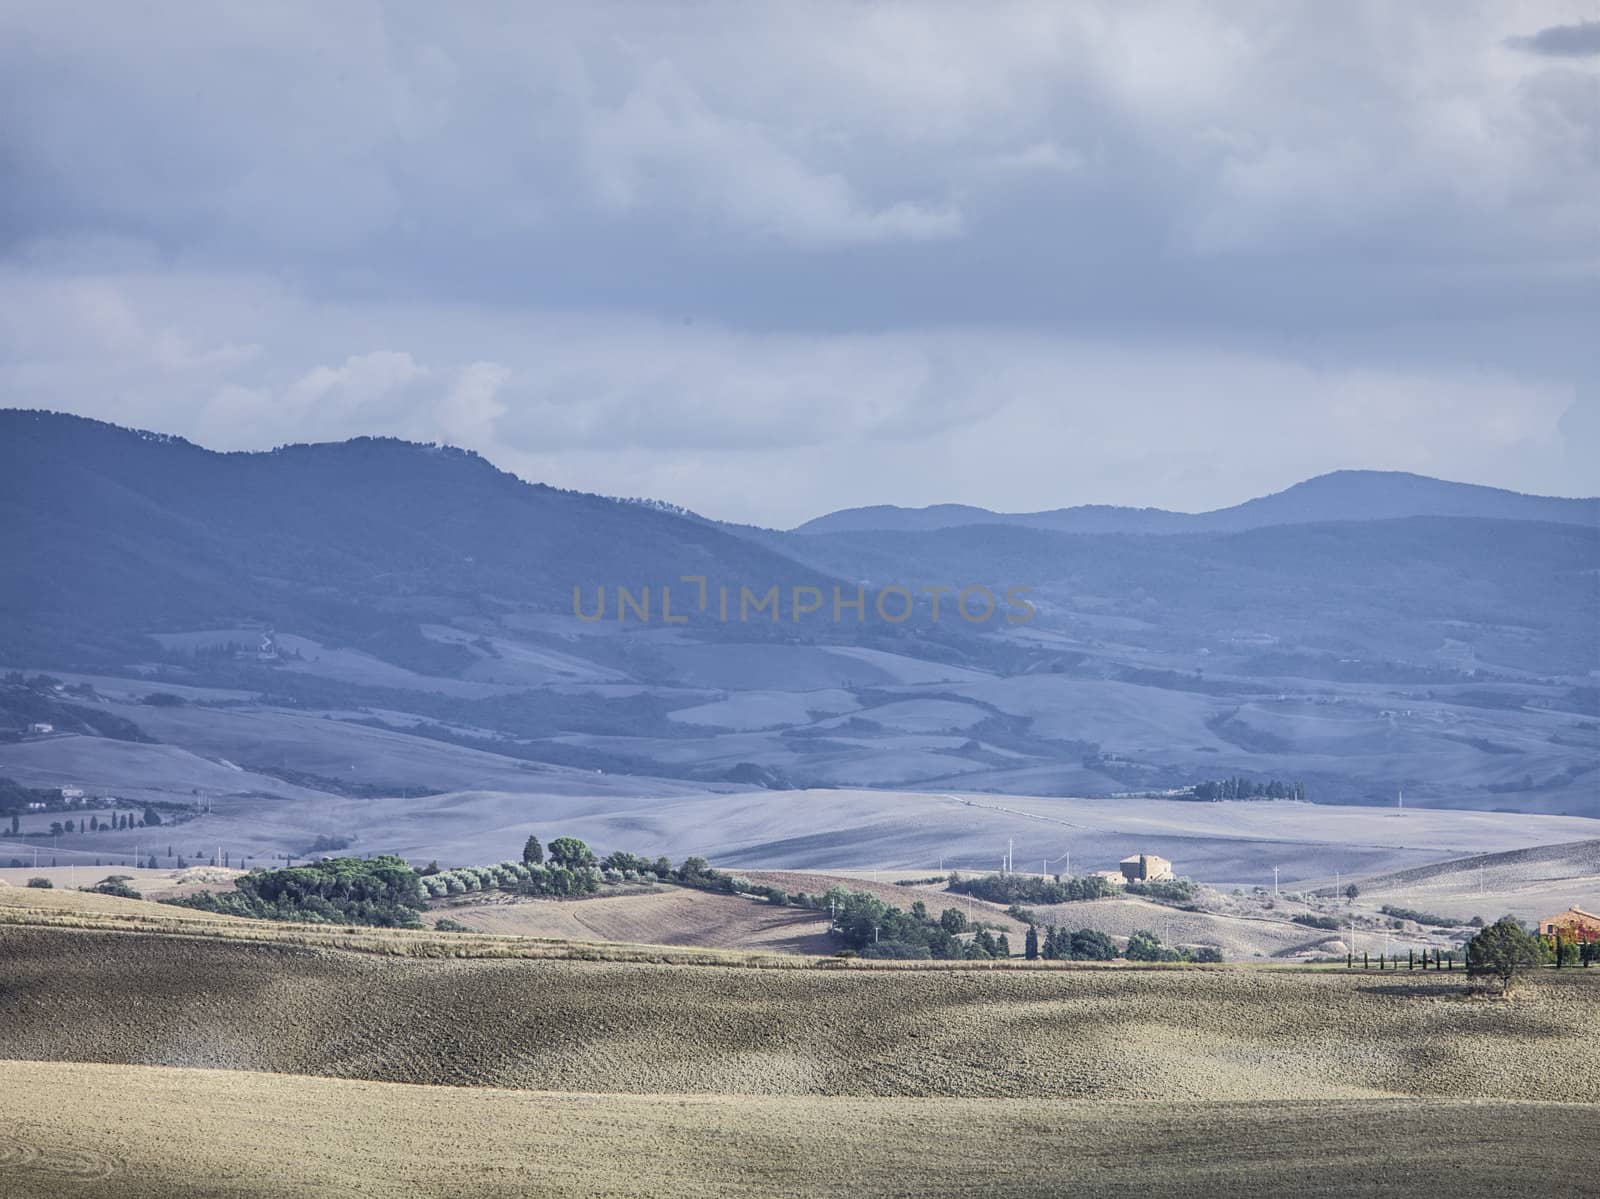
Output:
[{"xmin": 1508, "ymin": 20, "xmax": 1600, "ymax": 57}]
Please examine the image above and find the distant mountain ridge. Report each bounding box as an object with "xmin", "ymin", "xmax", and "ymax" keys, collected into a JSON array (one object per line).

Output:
[
  {"xmin": 792, "ymin": 470, "xmax": 1600, "ymax": 536},
  {"xmin": 0, "ymin": 409, "xmax": 847, "ymax": 663},
  {"xmin": 2, "ymin": 408, "xmax": 1597, "ymax": 818}
]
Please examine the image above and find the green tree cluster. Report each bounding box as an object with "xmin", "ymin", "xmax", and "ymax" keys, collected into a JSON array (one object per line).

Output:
[
  {"xmin": 1039, "ymin": 926, "xmax": 1117, "ymax": 961},
  {"xmin": 164, "ymin": 856, "xmax": 424, "ymax": 926},
  {"xmin": 946, "ymin": 872, "xmax": 1118, "ymax": 906},
  {"xmin": 1187, "ymin": 778, "xmax": 1304, "ymax": 801}
]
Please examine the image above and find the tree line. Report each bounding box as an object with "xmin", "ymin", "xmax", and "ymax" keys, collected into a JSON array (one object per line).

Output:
[
  {"xmin": 946, "ymin": 872, "xmax": 1119, "ymax": 905},
  {"xmin": 1185, "ymin": 778, "xmax": 1305, "ymax": 802}
]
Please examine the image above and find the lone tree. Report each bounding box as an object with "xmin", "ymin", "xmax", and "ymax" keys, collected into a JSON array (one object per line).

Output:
[
  {"xmin": 547, "ymin": 836, "xmax": 595, "ymax": 870},
  {"xmin": 1344, "ymin": 883, "xmax": 1360, "ymax": 902},
  {"xmin": 940, "ymin": 907, "xmax": 968, "ymax": 934},
  {"xmin": 1024, "ymin": 925, "xmax": 1040, "ymax": 960},
  {"xmin": 1467, "ymin": 916, "xmax": 1542, "ymax": 994},
  {"xmin": 521, "ymin": 835, "xmax": 544, "ymax": 866},
  {"xmin": 87, "ymin": 875, "xmax": 141, "ymax": 899}
]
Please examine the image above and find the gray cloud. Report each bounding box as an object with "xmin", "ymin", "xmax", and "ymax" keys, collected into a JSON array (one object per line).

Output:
[
  {"xmin": 1, "ymin": 2, "xmax": 1595, "ymax": 520},
  {"xmin": 1508, "ymin": 20, "xmax": 1600, "ymax": 56},
  {"xmin": 1, "ymin": 262, "xmax": 1590, "ymax": 525}
]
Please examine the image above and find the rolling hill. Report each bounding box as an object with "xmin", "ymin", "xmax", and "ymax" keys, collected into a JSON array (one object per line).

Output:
[
  {"xmin": 794, "ymin": 469, "xmax": 1600, "ymax": 535},
  {"xmin": 2, "ymin": 409, "xmax": 1596, "ymax": 830},
  {"xmin": 0, "ymin": 409, "xmax": 850, "ymax": 665},
  {"xmin": 8, "ymin": 1061, "xmax": 1594, "ymax": 1199}
]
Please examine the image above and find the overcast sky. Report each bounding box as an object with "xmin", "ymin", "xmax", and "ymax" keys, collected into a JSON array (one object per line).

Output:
[{"xmin": 3, "ymin": 2, "xmax": 1597, "ymax": 526}]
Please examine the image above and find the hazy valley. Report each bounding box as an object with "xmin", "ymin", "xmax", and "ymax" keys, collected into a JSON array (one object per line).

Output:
[{"xmin": 2, "ymin": 411, "xmax": 1596, "ymax": 888}]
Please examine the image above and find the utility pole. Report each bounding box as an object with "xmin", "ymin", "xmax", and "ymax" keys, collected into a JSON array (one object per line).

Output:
[
  {"xmin": 1007, "ymin": 838, "xmax": 1014, "ymax": 873},
  {"xmin": 1398, "ymin": 789, "xmax": 1404, "ymax": 810},
  {"xmin": 1273, "ymin": 866, "xmax": 1280, "ymax": 897}
]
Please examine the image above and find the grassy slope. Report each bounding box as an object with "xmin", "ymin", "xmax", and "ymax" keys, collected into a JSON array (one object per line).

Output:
[{"xmin": 3, "ymin": 1060, "xmax": 1596, "ymax": 1199}]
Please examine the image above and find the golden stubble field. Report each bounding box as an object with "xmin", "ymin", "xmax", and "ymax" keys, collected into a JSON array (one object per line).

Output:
[
  {"xmin": 2, "ymin": 1060, "xmax": 1596, "ymax": 1199},
  {"xmin": 431, "ymin": 884, "xmax": 835, "ymax": 953},
  {"xmin": 3, "ymin": 890, "xmax": 1598, "ymax": 1197},
  {"xmin": 2, "ymin": 918, "xmax": 1598, "ymax": 1102}
]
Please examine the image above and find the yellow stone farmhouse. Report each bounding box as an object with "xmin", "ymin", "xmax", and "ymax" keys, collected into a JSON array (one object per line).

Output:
[{"xmin": 1537, "ymin": 907, "xmax": 1600, "ymax": 942}]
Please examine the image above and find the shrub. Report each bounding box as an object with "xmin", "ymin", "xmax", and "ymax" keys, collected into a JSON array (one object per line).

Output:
[
  {"xmin": 1039, "ymin": 926, "xmax": 1119, "ymax": 961},
  {"xmin": 1123, "ymin": 879, "xmax": 1198, "ymax": 904},
  {"xmin": 1380, "ymin": 904, "xmax": 1460, "ymax": 928},
  {"xmin": 1124, "ymin": 929, "xmax": 1184, "ymax": 962},
  {"xmin": 83, "ymin": 875, "xmax": 141, "ymax": 899},
  {"xmin": 1292, "ymin": 914, "xmax": 1341, "ymax": 931},
  {"xmin": 1070, "ymin": 929, "xmax": 1118, "ymax": 961},
  {"xmin": 434, "ymin": 917, "xmax": 470, "ymax": 932},
  {"xmin": 949, "ymin": 873, "xmax": 1117, "ymax": 905},
  {"xmin": 25, "ymin": 876, "xmax": 51, "ymax": 888}
]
